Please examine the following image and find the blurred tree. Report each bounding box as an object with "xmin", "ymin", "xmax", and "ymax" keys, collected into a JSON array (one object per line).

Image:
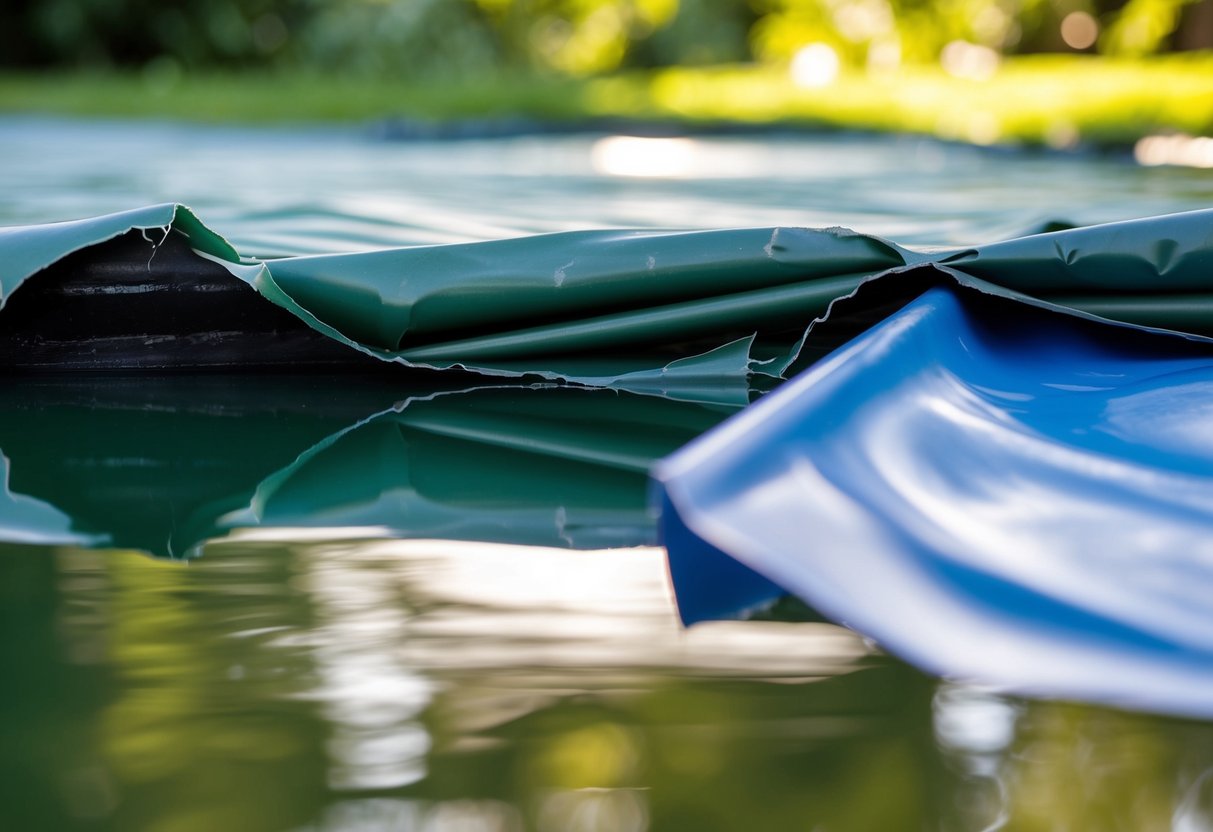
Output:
[
  {"xmin": 295, "ymin": 0, "xmax": 501, "ymax": 79},
  {"xmin": 470, "ymin": 0, "xmax": 683, "ymax": 74},
  {"xmin": 8, "ymin": 0, "xmax": 308, "ymax": 68},
  {"xmin": 1, "ymin": 0, "xmax": 1208, "ymax": 77},
  {"xmin": 1100, "ymin": 0, "xmax": 1201, "ymax": 53},
  {"xmin": 632, "ymin": 0, "xmax": 757, "ymax": 65},
  {"xmin": 1174, "ymin": 0, "xmax": 1213, "ymax": 48}
]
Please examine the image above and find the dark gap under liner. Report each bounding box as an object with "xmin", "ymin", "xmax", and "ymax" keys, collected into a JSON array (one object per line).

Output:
[{"xmin": 0, "ymin": 229, "xmax": 392, "ymax": 373}]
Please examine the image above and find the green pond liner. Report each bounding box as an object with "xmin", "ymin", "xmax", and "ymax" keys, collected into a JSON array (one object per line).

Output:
[{"xmin": 3, "ymin": 204, "xmax": 1213, "ymax": 396}]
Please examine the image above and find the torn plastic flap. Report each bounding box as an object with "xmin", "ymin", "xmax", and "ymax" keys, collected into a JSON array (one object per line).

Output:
[{"xmin": 5, "ymin": 205, "xmax": 1213, "ymax": 392}]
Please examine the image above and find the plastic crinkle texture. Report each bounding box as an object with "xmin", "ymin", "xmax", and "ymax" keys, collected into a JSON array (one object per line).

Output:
[{"xmin": 6, "ymin": 204, "xmax": 1213, "ymax": 397}]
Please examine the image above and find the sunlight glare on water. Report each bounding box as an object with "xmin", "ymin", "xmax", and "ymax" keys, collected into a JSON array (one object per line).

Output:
[
  {"xmin": 4, "ymin": 116, "xmax": 1213, "ymax": 258},
  {"xmin": 13, "ymin": 531, "xmax": 1213, "ymax": 832},
  {"xmin": 4, "ymin": 536, "xmax": 878, "ymax": 831}
]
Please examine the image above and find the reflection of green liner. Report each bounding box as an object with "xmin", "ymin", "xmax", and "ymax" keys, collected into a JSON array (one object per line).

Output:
[
  {"xmin": 0, "ymin": 381, "xmax": 738, "ymax": 559},
  {"xmin": 0, "ymin": 376, "xmax": 395, "ymax": 556}
]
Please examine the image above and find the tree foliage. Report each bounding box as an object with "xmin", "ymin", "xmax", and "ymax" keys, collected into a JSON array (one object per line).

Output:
[{"xmin": 3, "ymin": 0, "xmax": 1210, "ymax": 77}]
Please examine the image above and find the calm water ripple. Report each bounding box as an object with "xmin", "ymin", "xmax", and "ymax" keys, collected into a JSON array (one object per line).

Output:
[
  {"xmin": 5, "ymin": 116, "xmax": 1213, "ymax": 256},
  {"xmin": 3, "ymin": 117, "xmax": 1213, "ymax": 831}
]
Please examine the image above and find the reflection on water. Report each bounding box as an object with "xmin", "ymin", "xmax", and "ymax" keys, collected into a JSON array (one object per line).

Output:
[
  {"xmin": 7, "ymin": 536, "xmax": 1213, "ymax": 831},
  {"xmin": 0, "ymin": 381, "xmax": 1211, "ymax": 830},
  {"xmin": 0, "ymin": 360, "xmax": 1207, "ymax": 832},
  {"xmin": 0, "ymin": 378, "xmax": 737, "ymax": 558},
  {"xmin": 7, "ymin": 119, "xmax": 1213, "ymax": 829}
]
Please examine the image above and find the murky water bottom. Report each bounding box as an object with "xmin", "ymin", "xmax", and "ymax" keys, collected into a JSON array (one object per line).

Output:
[{"xmin": 5, "ymin": 117, "xmax": 1213, "ymax": 831}]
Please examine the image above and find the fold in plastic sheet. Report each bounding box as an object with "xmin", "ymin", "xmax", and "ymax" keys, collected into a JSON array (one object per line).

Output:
[
  {"xmin": 6, "ymin": 205, "xmax": 1213, "ymax": 393},
  {"xmin": 0, "ymin": 379, "xmax": 736, "ymax": 558},
  {"xmin": 655, "ymin": 287, "xmax": 1213, "ymax": 718},
  {"xmin": 13, "ymin": 205, "xmax": 1213, "ymax": 715}
]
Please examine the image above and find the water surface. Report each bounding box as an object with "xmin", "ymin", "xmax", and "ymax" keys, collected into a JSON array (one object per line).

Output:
[
  {"xmin": 6, "ymin": 116, "xmax": 1213, "ymax": 255},
  {"xmin": 9, "ymin": 537, "xmax": 1213, "ymax": 832},
  {"xmin": 4, "ymin": 118, "xmax": 1213, "ymax": 831}
]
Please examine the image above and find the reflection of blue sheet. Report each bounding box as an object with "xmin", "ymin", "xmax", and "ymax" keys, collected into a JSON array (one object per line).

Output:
[{"xmin": 655, "ymin": 287, "xmax": 1213, "ymax": 718}]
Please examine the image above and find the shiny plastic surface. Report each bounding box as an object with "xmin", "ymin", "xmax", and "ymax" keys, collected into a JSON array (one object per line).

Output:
[
  {"xmin": 656, "ymin": 287, "xmax": 1213, "ymax": 717},
  {"xmin": 7, "ymin": 206, "xmax": 1213, "ymax": 392}
]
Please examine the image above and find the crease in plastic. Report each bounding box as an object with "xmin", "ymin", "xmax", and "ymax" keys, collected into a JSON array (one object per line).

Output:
[{"xmin": 9, "ymin": 205, "xmax": 1213, "ymax": 392}]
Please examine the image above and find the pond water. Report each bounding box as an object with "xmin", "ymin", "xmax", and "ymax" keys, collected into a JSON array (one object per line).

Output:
[{"xmin": 4, "ymin": 116, "xmax": 1213, "ymax": 832}]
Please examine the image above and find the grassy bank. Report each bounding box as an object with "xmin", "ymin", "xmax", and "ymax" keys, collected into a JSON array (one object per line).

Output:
[{"xmin": 4, "ymin": 53, "xmax": 1212, "ymax": 147}]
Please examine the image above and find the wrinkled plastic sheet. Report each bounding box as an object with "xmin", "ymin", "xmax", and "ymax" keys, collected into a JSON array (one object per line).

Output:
[
  {"xmin": 5, "ymin": 204, "xmax": 1213, "ymax": 394},
  {"xmin": 656, "ymin": 287, "xmax": 1213, "ymax": 718},
  {"xmin": 10, "ymin": 204, "xmax": 1213, "ymax": 716}
]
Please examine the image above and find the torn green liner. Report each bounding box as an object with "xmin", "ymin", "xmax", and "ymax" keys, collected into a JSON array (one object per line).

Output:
[{"xmin": 3, "ymin": 204, "xmax": 1212, "ymax": 396}]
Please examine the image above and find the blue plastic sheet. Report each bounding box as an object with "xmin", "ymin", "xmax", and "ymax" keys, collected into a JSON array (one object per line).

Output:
[{"xmin": 655, "ymin": 287, "xmax": 1213, "ymax": 718}]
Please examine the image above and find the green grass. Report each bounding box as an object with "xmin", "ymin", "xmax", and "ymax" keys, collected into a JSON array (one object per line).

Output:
[
  {"xmin": 0, "ymin": 71, "xmax": 590, "ymax": 123},
  {"xmin": 4, "ymin": 53, "xmax": 1213, "ymax": 147},
  {"xmin": 624, "ymin": 54, "xmax": 1213, "ymax": 147}
]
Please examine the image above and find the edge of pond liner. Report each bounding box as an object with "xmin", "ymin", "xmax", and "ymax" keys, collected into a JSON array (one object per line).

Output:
[
  {"xmin": 0, "ymin": 227, "xmax": 399, "ymax": 374},
  {"xmin": 6, "ymin": 204, "xmax": 1213, "ymax": 395}
]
